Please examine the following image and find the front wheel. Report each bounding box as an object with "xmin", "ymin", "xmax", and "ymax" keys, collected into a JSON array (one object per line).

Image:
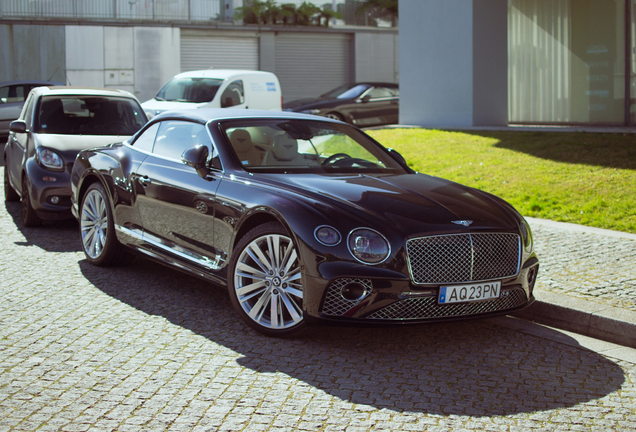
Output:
[
  {"xmin": 21, "ymin": 176, "xmax": 42, "ymax": 227},
  {"xmin": 228, "ymin": 222, "xmax": 306, "ymax": 337},
  {"xmin": 80, "ymin": 182, "xmax": 132, "ymax": 266},
  {"xmin": 4, "ymin": 165, "xmax": 20, "ymax": 202}
]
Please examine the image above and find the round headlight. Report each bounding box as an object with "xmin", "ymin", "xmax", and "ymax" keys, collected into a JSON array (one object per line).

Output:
[
  {"xmin": 314, "ymin": 226, "xmax": 341, "ymax": 246},
  {"xmin": 37, "ymin": 148, "xmax": 64, "ymax": 170},
  {"xmin": 347, "ymin": 228, "xmax": 390, "ymax": 264}
]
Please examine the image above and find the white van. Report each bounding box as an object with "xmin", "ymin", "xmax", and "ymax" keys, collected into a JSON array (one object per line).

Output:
[{"xmin": 141, "ymin": 70, "xmax": 282, "ymax": 118}]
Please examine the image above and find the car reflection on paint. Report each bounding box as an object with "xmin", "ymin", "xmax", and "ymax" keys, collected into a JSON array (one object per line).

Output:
[{"xmin": 70, "ymin": 108, "xmax": 538, "ymax": 337}]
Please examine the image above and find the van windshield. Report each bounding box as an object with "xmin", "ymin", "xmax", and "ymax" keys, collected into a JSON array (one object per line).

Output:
[{"xmin": 156, "ymin": 77, "xmax": 223, "ymax": 103}]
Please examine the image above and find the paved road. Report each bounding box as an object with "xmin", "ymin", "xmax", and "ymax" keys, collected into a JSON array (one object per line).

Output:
[{"xmin": 1, "ymin": 166, "xmax": 636, "ymax": 431}]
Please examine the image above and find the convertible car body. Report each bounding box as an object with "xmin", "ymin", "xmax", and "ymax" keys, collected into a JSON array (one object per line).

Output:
[{"xmin": 71, "ymin": 109, "xmax": 538, "ymax": 337}]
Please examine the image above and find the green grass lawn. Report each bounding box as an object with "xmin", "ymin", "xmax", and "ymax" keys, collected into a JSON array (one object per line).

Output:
[{"xmin": 367, "ymin": 128, "xmax": 636, "ymax": 234}]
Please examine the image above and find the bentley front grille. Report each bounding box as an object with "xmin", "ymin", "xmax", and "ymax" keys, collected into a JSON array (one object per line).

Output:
[
  {"xmin": 367, "ymin": 287, "xmax": 527, "ymax": 320},
  {"xmin": 406, "ymin": 233, "xmax": 520, "ymax": 284}
]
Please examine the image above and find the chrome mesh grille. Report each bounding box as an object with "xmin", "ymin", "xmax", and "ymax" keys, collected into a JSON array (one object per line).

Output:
[
  {"xmin": 406, "ymin": 233, "xmax": 520, "ymax": 284},
  {"xmin": 322, "ymin": 278, "xmax": 373, "ymax": 316},
  {"xmin": 367, "ymin": 288, "xmax": 527, "ymax": 320}
]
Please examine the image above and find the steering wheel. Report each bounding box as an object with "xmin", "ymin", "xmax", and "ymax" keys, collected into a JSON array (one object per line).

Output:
[{"xmin": 321, "ymin": 153, "xmax": 351, "ymax": 166}]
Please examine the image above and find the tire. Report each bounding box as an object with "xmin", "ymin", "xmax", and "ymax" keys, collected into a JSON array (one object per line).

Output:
[
  {"xmin": 21, "ymin": 176, "xmax": 42, "ymax": 227},
  {"xmin": 4, "ymin": 165, "xmax": 20, "ymax": 202},
  {"xmin": 79, "ymin": 182, "xmax": 132, "ymax": 266},
  {"xmin": 324, "ymin": 112, "xmax": 344, "ymax": 122},
  {"xmin": 228, "ymin": 222, "xmax": 307, "ymax": 337}
]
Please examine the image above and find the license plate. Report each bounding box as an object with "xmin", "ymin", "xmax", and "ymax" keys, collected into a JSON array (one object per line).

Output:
[{"xmin": 438, "ymin": 281, "xmax": 501, "ymax": 304}]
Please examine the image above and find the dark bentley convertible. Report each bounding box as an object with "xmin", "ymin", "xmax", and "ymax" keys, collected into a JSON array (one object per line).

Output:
[{"xmin": 71, "ymin": 109, "xmax": 539, "ymax": 337}]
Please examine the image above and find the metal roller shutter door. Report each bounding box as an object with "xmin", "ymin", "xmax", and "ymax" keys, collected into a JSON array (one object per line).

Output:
[
  {"xmin": 181, "ymin": 36, "xmax": 259, "ymax": 72},
  {"xmin": 275, "ymin": 33, "xmax": 352, "ymax": 103}
]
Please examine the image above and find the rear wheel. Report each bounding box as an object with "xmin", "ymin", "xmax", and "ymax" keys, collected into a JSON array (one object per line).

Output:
[
  {"xmin": 80, "ymin": 182, "xmax": 132, "ymax": 266},
  {"xmin": 21, "ymin": 176, "xmax": 42, "ymax": 227},
  {"xmin": 228, "ymin": 222, "xmax": 306, "ymax": 337},
  {"xmin": 4, "ymin": 164, "xmax": 19, "ymax": 202},
  {"xmin": 324, "ymin": 112, "xmax": 344, "ymax": 122}
]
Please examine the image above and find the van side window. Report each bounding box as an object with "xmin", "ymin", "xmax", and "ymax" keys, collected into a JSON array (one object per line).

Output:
[{"xmin": 220, "ymin": 80, "xmax": 244, "ymax": 108}]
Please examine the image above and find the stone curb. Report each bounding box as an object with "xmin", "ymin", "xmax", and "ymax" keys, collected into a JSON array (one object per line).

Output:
[{"xmin": 512, "ymin": 288, "xmax": 636, "ymax": 349}]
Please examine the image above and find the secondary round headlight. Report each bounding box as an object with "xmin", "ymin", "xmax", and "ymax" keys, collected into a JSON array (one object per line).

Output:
[
  {"xmin": 314, "ymin": 225, "xmax": 341, "ymax": 246},
  {"xmin": 37, "ymin": 147, "xmax": 64, "ymax": 170},
  {"xmin": 347, "ymin": 228, "xmax": 390, "ymax": 264}
]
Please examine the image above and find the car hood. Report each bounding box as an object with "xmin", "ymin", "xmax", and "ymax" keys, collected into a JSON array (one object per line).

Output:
[
  {"xmin": 284, "ymin": 97, "xmax": 341, "ymax": 111},
  {"xmin": 261, "ymin": 172, "xmax": 520, "ymax": 235},
  {"xmin": 142, "ymin": 99, "xmax": 206, "ymax": 115},
  {"xmin": 35, "ymin": 134, "xmax": 128, "ymax": 152}
]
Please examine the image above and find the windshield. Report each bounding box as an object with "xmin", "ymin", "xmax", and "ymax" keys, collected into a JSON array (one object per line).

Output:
[
  {"xmin": 320, "ymin": 84, "xmax": 370, "ymax": 99},
  {"xmin": 156, "ymin": 77, "xmax": 223, "ymax": 103},
  {"xmin": 34, "ymin": 96, "xmax": 147, "ymax": 135},
  {"xmin": 220, "ymin": 119, "xmax": 406, "ymax": 174}
]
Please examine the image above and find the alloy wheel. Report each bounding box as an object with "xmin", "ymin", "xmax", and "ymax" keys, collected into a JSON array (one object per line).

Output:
[
  {"xmin": 233, "ymin": 232, "xmax": 304, "ymax": 331},
  {"xmin": 80, "ymin": 188, "xmax": 109, "ymax": 259}
]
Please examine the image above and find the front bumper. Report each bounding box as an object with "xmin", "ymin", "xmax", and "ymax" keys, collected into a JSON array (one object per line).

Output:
[
  {"xmin": 303, "ymin": 257, "xmax": 539, "ymax": 325},
  {"xmin": 25, "ymin": 159, "xmax": 74, "ymax": 220}
]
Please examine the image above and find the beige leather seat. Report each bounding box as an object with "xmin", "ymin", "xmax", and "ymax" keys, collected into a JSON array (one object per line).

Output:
[
  {"xmin": 230, "ymin": 129, "xmax": 262, "ymax": 167},
  {"xmin": 262, "ymin": 134, "xmax": 307, "ymax": 166}
]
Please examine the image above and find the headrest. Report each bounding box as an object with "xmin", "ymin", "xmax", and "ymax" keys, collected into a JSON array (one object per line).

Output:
[
  {"xmin": 272, "ymin": 134, "xmax": 298, "ymax": 161},
  {"xmin": 230, "ymin": 129, "xmax": 252, "ymax": 153}
]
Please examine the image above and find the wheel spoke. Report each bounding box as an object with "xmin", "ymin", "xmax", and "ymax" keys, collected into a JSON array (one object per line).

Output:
[
  {"xmin": 246, "ymin": 242, "xmax": 274, "ymax": 274},
  {"xmin": 279, "ymin": 290, "xmax": 302, "ymax": 322}
]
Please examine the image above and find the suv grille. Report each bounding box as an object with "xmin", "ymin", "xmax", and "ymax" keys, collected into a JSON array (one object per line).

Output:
[{"xmin": 406, "ymin": 233, "xmax": 520, "ymax": 284}]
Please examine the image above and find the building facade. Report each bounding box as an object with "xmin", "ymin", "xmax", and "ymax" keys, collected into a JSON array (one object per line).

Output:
[
  {"xmin": 0, "ymin": 0, "xmax": 398, "ymax": 104},
  {"xmin": 400, "ymin": 0, "xmax": 636, "ymax": 127}
]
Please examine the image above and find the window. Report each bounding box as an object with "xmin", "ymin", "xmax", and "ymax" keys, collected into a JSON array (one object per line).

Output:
[
  {"xmin": 152, "ymin": 120, "xmax": 212, "ymax": 162},
  {"xmin": 131, "ymin": 123, "xmax": 159, "ymax": 153},
  {"xmin": 220, "ymin": 80, "xmax": 245, "ymax": 108},
  {"xmin": 0, "ymin": 84, "xmax": 26, "ymax": 104},
  {"xmin": 366, "ymin": 87, "xmax": 397, "ymax": 99}
]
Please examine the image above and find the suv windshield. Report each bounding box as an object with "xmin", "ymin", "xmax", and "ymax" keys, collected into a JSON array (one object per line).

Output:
[
  {"xmin": 221, "ymin": 119, "xmax": 407, "ymax": 174},
  {"xmin": 34, "ymin": 96, "xmax": 147, "ymax": 135},
  {"xmin": 156, "ymin": 77, "xmax": 223, "ymax": 103}
]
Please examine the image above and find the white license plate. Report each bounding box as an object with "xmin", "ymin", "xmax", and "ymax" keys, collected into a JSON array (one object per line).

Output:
[{"xmin": 438, "ymin": 281, "xmax": 501, "ymax": 304}]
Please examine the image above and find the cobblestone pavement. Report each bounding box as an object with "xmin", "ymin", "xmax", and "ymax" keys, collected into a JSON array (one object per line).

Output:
[
  {"xmin": 1, "ymin": 166, "xmax": 636, "ymax": 431},
  {"xmin": 529, "ymin": 222, "xmax": 636, "ymax": 312}
]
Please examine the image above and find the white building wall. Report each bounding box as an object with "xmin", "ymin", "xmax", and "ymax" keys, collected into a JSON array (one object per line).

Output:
[
  {"xmin": 65, "ymin": 26, "xmax": 105, "ymax": 87},
  {"xmin": 133, "ymin": 27, "xmax": 181, "ymax": 103},
  {"xmin": 399, "ymin": 0, "xmax": 508, "ymax": 127}
]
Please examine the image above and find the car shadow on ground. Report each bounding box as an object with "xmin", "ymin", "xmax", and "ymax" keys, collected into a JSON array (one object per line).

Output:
[
  {"xmin": 465, "ymin": 131, "xmax": 636, "ymax": 170},
  {"xmin": 79, "ymin": 256, "xmax": 626, "ymax": 417},
  {"xmin": 4, "ymin": 200, "xmax": 81, "ymax": 253}
]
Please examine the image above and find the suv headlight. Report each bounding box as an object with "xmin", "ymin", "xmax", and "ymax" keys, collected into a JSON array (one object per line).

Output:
[
  {"xmin": 348, "ymin": 228, "xmax": 390, "ymax": 264},
  {"xmin": 37, "ymin": 148, "xmax": 64, "ymax": 170}
]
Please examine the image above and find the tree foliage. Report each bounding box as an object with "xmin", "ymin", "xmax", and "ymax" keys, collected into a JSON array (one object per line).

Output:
[
  {"xmin": 235, "ymin": 1, "xmax": 342, "ymax": 27},
  {"xmin": 356, "ymin": 0, "xmax": 398, "ymax": 26}
]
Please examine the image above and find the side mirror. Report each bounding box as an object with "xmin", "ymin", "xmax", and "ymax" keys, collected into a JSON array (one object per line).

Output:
[
  {"xmin": 182, "ymin": 145, "xmax": 210, "ymax": 178},
  {"xmin": 359, "ymin": 95, "xmax": 371, "ymax": 103},
  {"xmin": 387, "ymin": 148, "xmax": 409, "ymax": 168},
  {"xmin": 9, "ymin": 120, "xmax": 27, "ymax": 133},
  {"xmin": 0, "ymin": 97, "xmax": 7, "ymax": 104}
]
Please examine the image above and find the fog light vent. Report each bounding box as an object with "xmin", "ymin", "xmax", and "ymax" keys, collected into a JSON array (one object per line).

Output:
[{"xmin": 322, "ymin": 278, "xmax": 373, "ymax": 316}]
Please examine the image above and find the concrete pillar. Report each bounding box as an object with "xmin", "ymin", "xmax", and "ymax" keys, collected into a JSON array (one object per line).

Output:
[{"xmin": 399, "ymin": 0, "xmax": 508, "ymax": 127}]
